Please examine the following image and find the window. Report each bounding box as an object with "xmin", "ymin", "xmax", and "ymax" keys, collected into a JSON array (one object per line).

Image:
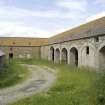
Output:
[
  {"xmin": 86, "ymin": 46, "xmax": 89, "ymax": 55},
  {"xmin": 94, "ymin": 36, "xmax": 99, "ymax": 42}
]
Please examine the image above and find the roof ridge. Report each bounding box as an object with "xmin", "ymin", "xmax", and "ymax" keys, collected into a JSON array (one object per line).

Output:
[{"xmin": 50, "ymin": 16, "xmax": 105, "ymax": 40}]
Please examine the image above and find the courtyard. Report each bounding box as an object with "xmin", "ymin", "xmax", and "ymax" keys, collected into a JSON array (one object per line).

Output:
[
  {"xmin": 0, "ymin": 59, "xmax": 102, "ymax": 105},
  {"xmin": 0, "ymin": 0, "xmax": 105, "ymax": 105}
]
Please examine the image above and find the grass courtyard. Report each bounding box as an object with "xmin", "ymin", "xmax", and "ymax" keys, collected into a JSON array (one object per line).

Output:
[
  {"xmin": 0, "ymin": 60, "xmax": 30, "ymax": 88},
  {"xmin": 10, "ymin": 59, "xmax": 98, "ymax": 105}
]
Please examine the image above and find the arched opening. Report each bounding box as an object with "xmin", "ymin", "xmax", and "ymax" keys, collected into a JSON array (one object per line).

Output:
[
  {"xmin": 55, "ymin": 48, "xmax": 60, "ymax": 63},
  {"xmin": 50, "ymin": 47, "xmax": 54, "ymax": 61},
  {"xmin": 99, "ymin": 46, "xmax": 105, "ymax": 68},
  {"xmin": 62, "ymin": 48, "xmax": 68, "ymax": 64},
  {"xmin": 81, "ymin": 45, "xmax": 95, "ymax": 67},
  {"xmin": 70, "ymin": 47, "xmax": 78, "ymax": 66}
]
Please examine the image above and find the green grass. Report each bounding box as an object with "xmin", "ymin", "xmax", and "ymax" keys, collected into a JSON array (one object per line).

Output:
[
  {"xmin": 0, "ymin": 59, "xmax": 30, "ymax": 88},
  {"xmin": 93, "ymin": 69, "xmax": 105, "ymax": 105},
  {"xmin": 10, "ymin": 59, "xmax": 97, "ymax": 105}
]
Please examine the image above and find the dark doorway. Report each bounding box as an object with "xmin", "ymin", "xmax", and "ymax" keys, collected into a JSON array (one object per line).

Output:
[
  {"xmin": 9, "ymin": 53, "xmax": 13, "ymax": 59},
  {"xmin": 70, "ymin": 47, "xmax": 78, "ymax": 66},
  {"xmin": 50, "ymin": 47, "xmax": 54, "ymax": 61}
]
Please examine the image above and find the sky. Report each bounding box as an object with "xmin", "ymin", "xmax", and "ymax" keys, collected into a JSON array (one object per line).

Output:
[{"xmin": 0, "ymin": 0, "xmax": 105, "ymax": 38}]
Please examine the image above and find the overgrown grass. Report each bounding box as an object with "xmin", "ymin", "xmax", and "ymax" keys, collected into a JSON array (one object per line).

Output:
[
  {"xmin": 10, "ymin": 59, "xmax": 97, "ymax": 105},
  {"xmin": 93, "ymin": 69, "xmax": 105, "ymax": 105},
  {"xmin": 0, "ymin": 59, "xmax": 30, "ymax": 88}
]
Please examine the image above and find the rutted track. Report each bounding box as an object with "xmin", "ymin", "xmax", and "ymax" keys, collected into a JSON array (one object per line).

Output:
[{"xmin": 0, "ymin": 64, "xmax": 56, "ymax": 105}]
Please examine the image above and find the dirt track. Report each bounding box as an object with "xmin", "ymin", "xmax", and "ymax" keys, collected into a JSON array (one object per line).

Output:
[{"xmin": 0, "ymin": 64, "xmax": 56, "ymax": 105}]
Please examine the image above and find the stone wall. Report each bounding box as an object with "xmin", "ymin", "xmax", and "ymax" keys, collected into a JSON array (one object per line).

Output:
[
  {"xmin": 41, "ymin": 35, "xmax": 105, "ymax": 68},
  {"xmin": 0, "ymin": 46, "xmax": 41, "ymax": 59},
  {"xmin": 1, "ymin": 35, "xmax": 105, "ymax": 69}
]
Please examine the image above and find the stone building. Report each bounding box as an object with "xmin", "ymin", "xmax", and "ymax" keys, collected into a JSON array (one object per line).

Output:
[
  {"xmin": 0, "ymin": 17, "xmax": 105, "ymax": 68},
  {"xmin": 41, "ymin": 16, "xmax": 105, "ymax": 69},
  {"xmin": 0, "ymin": 37, "xmax": 48, "ymax": 59}
]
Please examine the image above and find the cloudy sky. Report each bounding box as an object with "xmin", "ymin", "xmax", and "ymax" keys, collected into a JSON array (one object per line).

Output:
[{"xmin": 0, "ymin": 0, "xmax": 105, "ymax": 38}]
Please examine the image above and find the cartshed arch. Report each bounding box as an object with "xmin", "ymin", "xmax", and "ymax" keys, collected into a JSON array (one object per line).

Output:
[
  {"xmin": 70, "ymin": 47, "xmax": 78, "ymax": 66},
  {"xmin": 61, "ymin": 48, "xmax": 68, "ymax": 64},
  {"xmin": 55, "ymin": 48, "xmax": 60, "ymax": 63},
  {"xmin": 80, "ymin": 43, "xmax": 96, "ymax": 67},
  {"xmin": 50, "ymin": 46, "xmax": 54, "ymax": 62}
]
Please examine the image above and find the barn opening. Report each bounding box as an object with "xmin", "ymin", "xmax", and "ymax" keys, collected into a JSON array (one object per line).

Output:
[
  {"xmin": 70, "ymin": 47, "xmax": 78, "ymax": 66},
  {"xmin": 55, "ymin": 48, "xmax": 60, "ymax": 63},
  {"xmin": 50, "ymin": 47, "xmax": 54, "ymax": 61},
  {"xmin": 62, "ymin": 48, "xmax": 68, "ymax": 64}
]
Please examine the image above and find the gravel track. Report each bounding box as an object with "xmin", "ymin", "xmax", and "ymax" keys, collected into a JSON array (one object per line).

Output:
[{"xmin": 0, "ymin": 64, "xmax": 56, "ymax": 105}]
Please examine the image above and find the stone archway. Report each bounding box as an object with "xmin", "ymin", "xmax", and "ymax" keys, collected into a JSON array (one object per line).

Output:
[
  {"xmin": 80, "ymin": 44, "xmax": 96, "ymax": 68},
  {"xmin": 50, "ymin": 47, "xmax": 54, "ymax": 61},
  {"xmin": 55, "ymin": 48, "xmax": 60, "ymax": 63},
  {"xmin": 70, "ymin": 47, "xmax": 78, "ymax": 66},
  {"xmin": 99, "ymin": 46, "xmax": 105, "ymax": 68},
  {"xmin": 62, "ymin": 48, "xmax": 68, "ymax": 64}
]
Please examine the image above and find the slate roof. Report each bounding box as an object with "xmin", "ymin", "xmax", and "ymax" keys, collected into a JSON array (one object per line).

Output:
[
  {"xmin": 49, "ymin": 16, "xmax": 105, "ymax": 44},
  {"xmin": 0, "ymin": 17, "xmax": 105, "ymax": 46},
  {"xmin": 0, "ymin": 37, "xmax": 48, "ymax": 46}
]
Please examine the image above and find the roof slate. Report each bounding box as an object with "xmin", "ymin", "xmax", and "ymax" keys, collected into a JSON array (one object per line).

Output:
[
  {"xmin": 0, "ymin": 37, "xmax": 48, "ymax": 46},
  {"xmin": 0, "ymin": 17, "xmax": 105, "ymax": 46},
  {"xmin": 49, "ymin": 16, "xmax": 105, "ymax": 44}
]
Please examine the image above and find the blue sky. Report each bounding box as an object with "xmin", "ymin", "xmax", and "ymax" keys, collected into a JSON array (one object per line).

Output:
[{"xmin": 0, "ymin": 0, "xmax": 105, "ymax": 38}]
